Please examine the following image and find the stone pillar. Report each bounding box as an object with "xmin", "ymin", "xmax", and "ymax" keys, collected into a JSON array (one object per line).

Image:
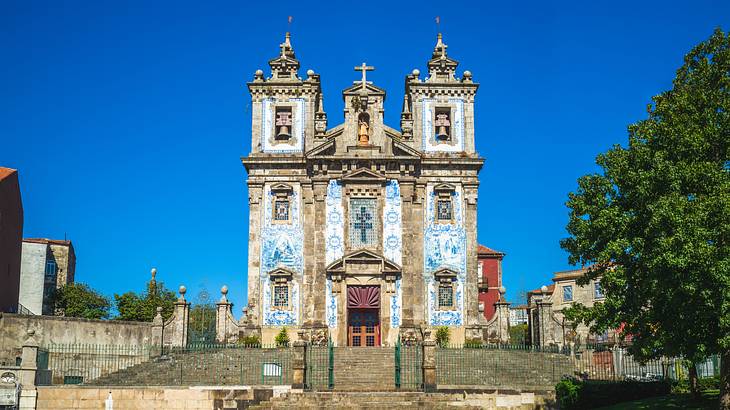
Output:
[
  {"xmin": 216, "ymin": 286, "xmax": 233, "ymax": 344},
  {"xmin": 464, "ymin": 185, "xmax": 480, "ymax": 327},
  {"xmin": 171, "ymin": 285, "xmax": 190, "ymax": 348},
  {"xmin": 18, "ymin": 330, "xmax": 38, "ymax": 410},
  {"xmin": 292, "ymin": 330, "xmax": 307, "ymax": 390},
  {"xmin": 151, "ymin": 307, "xmax": 164, "ymax": 356},
  {"xmin": 422, "ymin": 329, "xmax": 437, "ymax": 392},
  {"xmin": 495, "ymin": 287, "xmax": 511, "ymax": 344}
]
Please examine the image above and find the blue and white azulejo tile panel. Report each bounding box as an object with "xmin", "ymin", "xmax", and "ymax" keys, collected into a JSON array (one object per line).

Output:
[
  {"xmin": 423, "ymin": 184, "xmax": 466, "ymax": 326},
  {"xmin": 261, "ymin": 98, "xmax": 305, "ymax": 153},
  {"xmin": 422, "ymin": 98, "xmax": 465, "ymax": 153},
  {"xmin": 383, "ymin": 180, "xmax": 403, "ymax": 327},
  {"xmin": 260, "ymin": 184, "xmax": 303, "ymax": 326},
  {"xmin": 325, "ymin": 180, "xmax": 344, "ymax": 328}
]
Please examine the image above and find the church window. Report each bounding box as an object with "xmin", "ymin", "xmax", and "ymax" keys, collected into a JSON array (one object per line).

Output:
[
  {"xmin": 349, "ymin": 198, "xmax": 377, "ymax": 248},
  {"xmin": 563, "ymin": 285, "xmax": 573, "ymax": 302},
  {"xmin": 434, "ymin": 107, "xmax": 451, "ymax": 142},
  {"xmin": 274, "ymin": 200, "xmax": 289, "ymax": 221},
  {"xmin": 274, "ymin": 106, "xmax": 293, "ymax": 140},
  {"xmin": 437, "ymin": 199, "xmax": 452, "ymax": 221},
  {"xmin": 273, "ymin": 285, "xmax": 289, "ymax": 308},
  {"xmin": 438, "ymin": 284, "xmax": 454, "ymax": 308}
]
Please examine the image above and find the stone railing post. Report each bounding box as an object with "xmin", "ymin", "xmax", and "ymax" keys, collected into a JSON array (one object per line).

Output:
[
  {"xmin": 216, "ymin": 286, "xmax": 233, "ymax": 344},
  {"xmin": 18, "ymin": 330, "xmax": 39, "ymax": 410},
  {"xmin": 422, "ymin": 329, "xmax": 436, "ymax": 392},
  {"xmin": 292, "ymin": 330, "xmax": 307, "ymax": 390},
  {"xmin": 495, "ymin": 286, "xmax": 511, "ymax": 344},
  {"xmin": 151, "ymin": 307, "xmax": 164, "ymax": 356},
  {"xmin": 171, "ymin": 285, "xmax": 190, "ymax": 348}
]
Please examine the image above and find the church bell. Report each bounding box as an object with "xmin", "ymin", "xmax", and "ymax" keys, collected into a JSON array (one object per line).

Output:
[
  {"xmin": 436, "ymin": 124, "xmax": 449, "ymax": 139},
  {"xmin": 277, "ymin": 124, "xmax": 291, "ymax": 139}
]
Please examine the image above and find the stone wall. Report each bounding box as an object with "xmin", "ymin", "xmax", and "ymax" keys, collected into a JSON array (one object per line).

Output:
[
  {"xmin": 0, "ymin": 168, "xmax": 22, "ymax": 314},
  {"xmin": 36, "ymin": 386, "xmax": 285, "ymax": 410},
  {"xmin": 18, "ymin": 243, "xmax": 47, "ymax": 316},
  {"xmin": 0, "ymin": 313, "xmax": 153, "ymax": 365}
]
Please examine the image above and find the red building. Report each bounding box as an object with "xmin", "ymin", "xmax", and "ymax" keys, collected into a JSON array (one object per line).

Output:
[
  {"xmin": 477, "ymin": 244, "xmax": 505, "ymax": 320},
  {"xmin": 0, "ymin": 167, "xmax": 23, "ymax": 313}
]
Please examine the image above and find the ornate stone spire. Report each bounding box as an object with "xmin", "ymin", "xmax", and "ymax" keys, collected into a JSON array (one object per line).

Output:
[
  {"xmin": 426, "ymin": 33, "xmax": 459, "ymax": 82},
  {"xmin": 400, "ymin": 94, "xmax": 413, "ymax": 139},
  {"xmin": 268, "ymin": 32, "xmax": 300, "ymax": 81}
]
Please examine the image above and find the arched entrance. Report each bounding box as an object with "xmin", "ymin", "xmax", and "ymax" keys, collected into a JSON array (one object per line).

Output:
[{"xmin": 347, "ymin": 285, "xmax": 380, "ymax": 346}]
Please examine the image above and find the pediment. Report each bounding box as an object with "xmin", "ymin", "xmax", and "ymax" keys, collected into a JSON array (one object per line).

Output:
[
  {"xmin": 326, "ymin": 249, "xmax": 402, "ymax": 274},
  {"xmin": 342, "ymin": 82, "xmax": 386, "ymax": 97},
  {"xmin": 433, "ymin": 267, "xmax": 458, "ymax": 280},
  {"xmin": 306, "ymin": 138, "xmax": 336, "ymax": 157},
  {"xmin": 434, "ymin": 183, "xmax": 456, "ymax": 193},
  {"xmin": 267, "ymin": 266, "xmax": 297, "ymax": 278},
  {"xmin": 341, "ymin": 167, "xmax": 386, "ymax": 183},
  {"xmin": 392, "ymin": 138, "xmax": 421, "ymax": 158}
]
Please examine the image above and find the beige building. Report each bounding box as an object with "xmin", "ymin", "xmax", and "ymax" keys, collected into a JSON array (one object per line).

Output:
[
  {"xmin": 527, "ymin": 267, "xmax": 611, "ymax": 347},
  {"xmin": 18, "ymin": 238, "xmax": 76, "ymax": 315},
  {"xmin": 241, "ymin": 33, "xmax": 509, "ymax": 346}
]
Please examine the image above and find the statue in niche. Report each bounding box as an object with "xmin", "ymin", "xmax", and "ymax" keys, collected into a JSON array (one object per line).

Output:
[{"xmin": 358, "ymin": 112, "xmax": 370, "ymax": 145}]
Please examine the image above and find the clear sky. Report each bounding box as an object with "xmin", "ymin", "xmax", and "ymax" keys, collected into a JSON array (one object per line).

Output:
[{"xmin": 2, "ymin": 1, "xmax": 728, "ymax": 312}]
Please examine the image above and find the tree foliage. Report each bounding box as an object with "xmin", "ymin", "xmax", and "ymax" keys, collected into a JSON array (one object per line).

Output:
[
  {"xmin": 560, "ymin": 29, "xmax": 729, "ymax": 406},
  {"xmin": 52, "ymin": 283, "xmax": 111, "ymax": 320},
  {"xmin": 114, "ymin": 279, "xmax": 177, "ymax": 322}
]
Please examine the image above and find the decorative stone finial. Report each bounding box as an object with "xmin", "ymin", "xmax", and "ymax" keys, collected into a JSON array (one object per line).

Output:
[
  {"xmin": 156, "ymin": 306, "xmax": 163, "ymax": 314},
  {"xmin": 540, "ymin": 285, "xmax": 548, "ymax": 293},
  {"xmin": 499, "ymin": 286, "xmax": 506, "ymax": 295},
  {"xmin": 179, "ymin": 285, "xmax": 186, "ymax": 295},
  {"xmin": 462, "ymin": 70, "xmax": 472, "ymax": 83},
  {"xmin": 150, "ymin": 268, "xmax": 157, "ymax": 280},
  {"xmin": 412, "ymin": 68, "xmax": 420, "ymax": 76},
  {"xmin": 221, "ymin": 285, "xmax": 228, "ymax": 295},
  {"xmin": 306, "ymin": 69, "xmax": 315, "ymax": 77}
]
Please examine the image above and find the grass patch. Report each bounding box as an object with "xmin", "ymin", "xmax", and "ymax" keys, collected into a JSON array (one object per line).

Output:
[{"xmin": 594, "ymin": 390, "xmax": 719, "ymax": 410}]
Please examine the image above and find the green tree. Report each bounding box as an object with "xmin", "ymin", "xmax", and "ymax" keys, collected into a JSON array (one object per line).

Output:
[
  {"xmin": 114, "ymin": 277, "xmax": 177, "ymax": 322},
  {"xmin": 52, "ymin": 283, "xmax": 111, "ymax": 320},
  {"xmin": 509, "ymin": 323, "xmax": 528, "ymax": 345},
  {"xmin": 560, "ymin": 29, "xmax": 729, "ymax": 407}
]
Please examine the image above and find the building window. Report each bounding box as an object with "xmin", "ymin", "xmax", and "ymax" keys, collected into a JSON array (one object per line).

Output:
[
  {"xmin": 437, "ymin": 199, "xmax": 452, "ymax": 221},
  {"xmin": 563, "ymin": 285, "xmax": 573, "ymax": 302},
  {"xmin": 274, "ymin": 200, "xmax": 289, "ymax": 221},
  {"xmin": 274, "ymin": 106, "xmax": 293, "ymax": 140},
  {"xmin": 273, "ymin": 285, "xmax": 289, "ymax": 308},
  {"xmin": 438, "ymin": 284, "xmax": 454, "ymax": 308},
  {"xmin": 594, "ymin": 281, "xmax": 604, "ymax": 299},
  {"xmin": 434, "ymin": 107, "xmax": 451, "ymax": 141},
  {"xmin": 349, "ymin": 198, "xmax": 377, "ymax": 248},
  {"xmin": 45, "ymin": 260, "xmax": 57, "ymax": 278}
]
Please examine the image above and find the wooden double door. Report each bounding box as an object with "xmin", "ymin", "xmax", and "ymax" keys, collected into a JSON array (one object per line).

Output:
[{"xmin": 348, "ymin": 308, "xmax": 380, "ymax": 347}]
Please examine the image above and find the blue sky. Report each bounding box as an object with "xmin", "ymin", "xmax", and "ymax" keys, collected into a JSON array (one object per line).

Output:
[{"xmin": 2, "ymin": 1, "xmax": 728, "ymax": 311}]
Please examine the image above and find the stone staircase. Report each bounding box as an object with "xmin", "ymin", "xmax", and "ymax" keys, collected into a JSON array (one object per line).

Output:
[
  {"xmin": 249, "ymin": 392, "xmax": 487, "ymax": 410},
  {"xmin": 331, "ymin": 347, "xmax": 395, "ymax": 391},
  {"xmin": 84, "ymin": 348, "xmax": 292, "ymax": 386}
]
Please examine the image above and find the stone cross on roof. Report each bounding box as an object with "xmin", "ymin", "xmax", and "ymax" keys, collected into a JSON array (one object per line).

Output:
[{"xmin": 354, "ymin": 62, "xmax": 374, "ymax": 91}]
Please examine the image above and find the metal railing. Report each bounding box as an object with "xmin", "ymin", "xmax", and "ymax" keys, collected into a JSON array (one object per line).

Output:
[
  {"xmin": 305, "ymin": 340, "xmax": 333, "ymax": 390},
  {"xmin": 395, "ymin": 338, "xmax": 422, "ymax": 390},
  {"xmin": 36, "ymin": 343, "xmax": 294, "ymax": 386}
]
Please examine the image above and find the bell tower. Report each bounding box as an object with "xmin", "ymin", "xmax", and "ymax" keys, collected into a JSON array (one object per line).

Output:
[
  {"xmin": 402, "ymin": 34, "xmax": 478, "ymax": 154},
  {"xmin": 247, "ymin": 33, "xmax": 326, "ymax": 154}
]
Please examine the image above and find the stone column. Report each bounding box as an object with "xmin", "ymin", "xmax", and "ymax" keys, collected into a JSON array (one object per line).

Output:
[
  {"xmin": 292, "ymin": 330, "xmax": 307, "ymax": 390},
  {"xmin": 171, "ymin": 286, "xmax": 190, "ymax": 348},
  {"xmin": 495, "ymin": 287, "xmax": 511, "ymax": 343},
  {"xmin": 18, "ymin": 330, "xmax": 38, "ymax": 410},
  {"xmin": 151, "ymin": 307, "xmax": 164, "ymax": 356},
  {"xmin": 247, "ymin": 183, "xmax": 263, "ymax": 326},
  {"xmin": 464, "ymin": 185, "xmax": 480, "ymax": 327},
  {"xmin": 216, "ymin": 286, "xmax": 233, "ymax": 344},
  {"xmin": 422, "ymin": 329, "xmax": 437, "ymax": 392}
]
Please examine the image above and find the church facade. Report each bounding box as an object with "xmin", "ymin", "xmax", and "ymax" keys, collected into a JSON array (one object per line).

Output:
[{"xmin": 242, "ymin": 33, "xmax": 507, "ymax": 346}]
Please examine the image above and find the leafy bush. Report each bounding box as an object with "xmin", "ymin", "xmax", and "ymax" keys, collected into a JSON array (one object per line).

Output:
[
  {"xmin": 52, "ymin": 283, "xmax": 111, "ymax": 319},
  {"xmin": 555, "ymin": 378, "xmax": 670, "ymax": 409},
  {"xmin": 435, "ymin": 326, "xmax": 450, "ymax": 348},
  {"xmin": 464, "ymin": 338, "xmax": 483, "ymax": 348},
  {"xmin": 555, "ymin": 377, "xmax": 581, "ymax": 409},
  {"xmin": 237, "ymin": 334, "xmax": 261, "ymax": 346},
  {"xmin": 275, "ymin": 327, "xmax": 290, "ymax": 347}
]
